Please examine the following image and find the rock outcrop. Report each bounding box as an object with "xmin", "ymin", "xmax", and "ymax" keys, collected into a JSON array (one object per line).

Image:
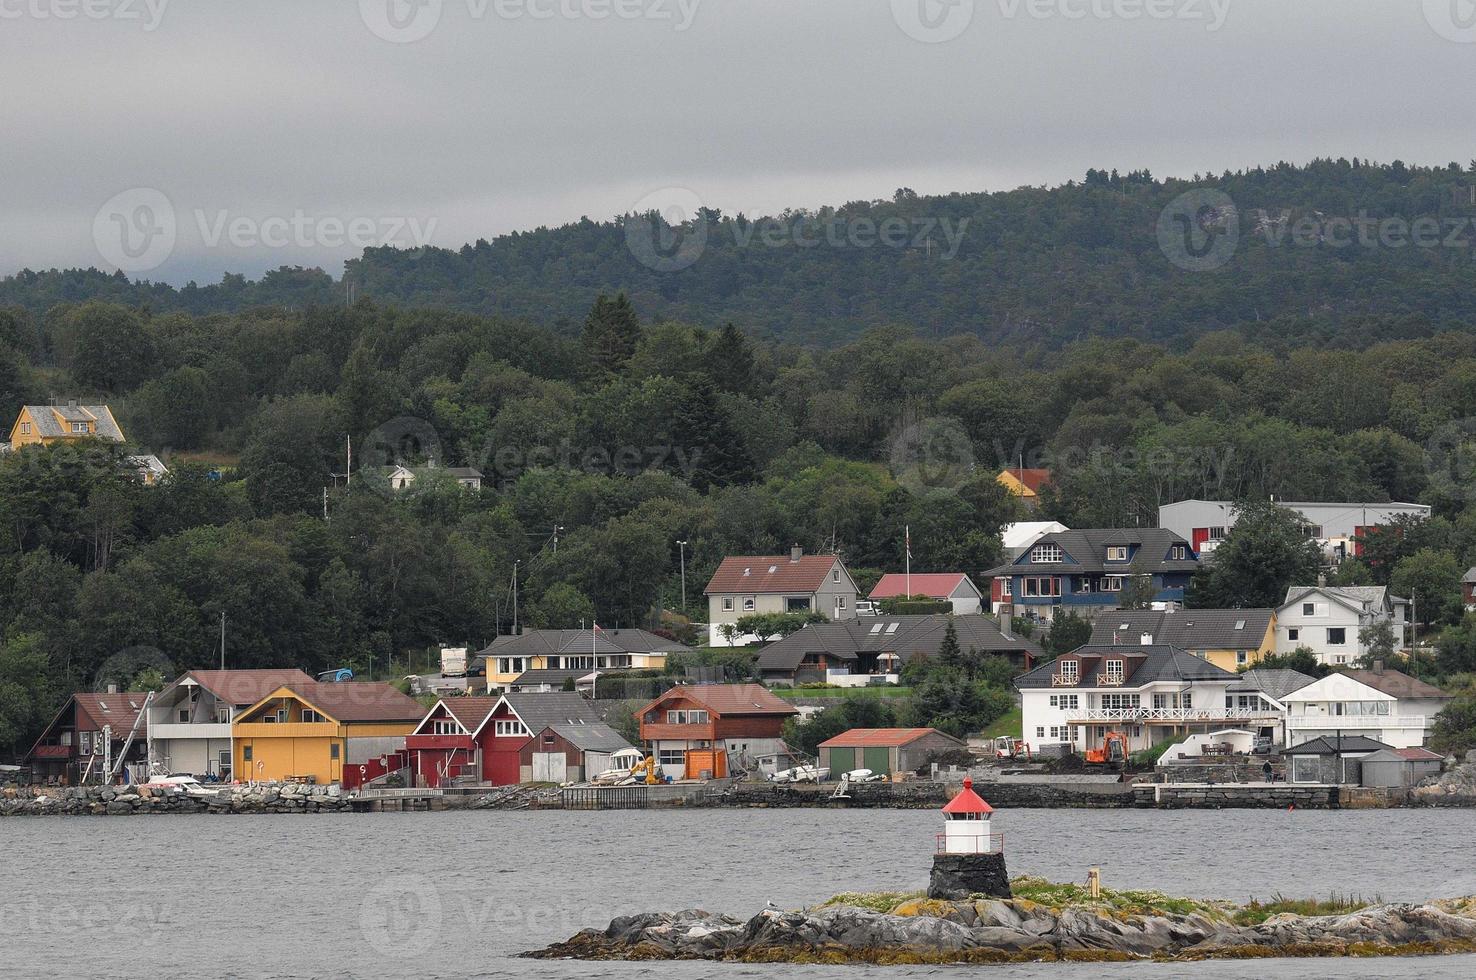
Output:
[
  {"xmin": 1412, "ymin": 763, "xmax": 1476, "ymax": 806},
  {"xmin": 524, "ymin": 897, "xmax": 1476, "ymax": 964}
]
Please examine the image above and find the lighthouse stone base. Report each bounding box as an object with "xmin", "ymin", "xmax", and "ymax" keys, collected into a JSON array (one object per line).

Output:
[{"xmin": 928, "ymin": 853, "xmax": 1012, "ymax": 901}]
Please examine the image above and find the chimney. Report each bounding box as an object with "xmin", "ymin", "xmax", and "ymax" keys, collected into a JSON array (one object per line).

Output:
[
  {"xmin": 790, "ymin": 545, "xmax": 803, "ymax": 562},
  {"xmin": 107, "ymin": 683, "xmax": 118, "ymax": 694},
  {"xmin": 1373, "ymin": 659, "xmax": 1385, "ymax": 675},
  {"xmin": 1140, "ymin": 633, "xmax": 1154, "ymax": 645},
  {"xmin": 998, "ymin": 613, "xmax": 1013, "ymax": 639},
  {"xmin": 68, "ymin": 398, "xmax": 78, "ymax": 409},
  {"xmin": 1317, "ymin": 572, "xmax": 1327, "ymax": 587}
]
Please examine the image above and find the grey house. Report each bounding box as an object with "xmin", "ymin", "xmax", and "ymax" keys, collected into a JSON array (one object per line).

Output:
[
  {"xmin": 704, "ymin": 547, "xmax": 859, "ymax": 647},
  {"xmin": 1282, "ymin": 735, "xmax": 1390, "ymax": 784}
]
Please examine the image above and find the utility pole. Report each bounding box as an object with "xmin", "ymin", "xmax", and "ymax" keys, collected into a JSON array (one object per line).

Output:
[
  {"xmin": 219, "ymin": 610, "xmax": 226, "ymax": 670},
  {"xmin": 553, "ymin": 525, "xmax": 565, "ymax": 553},
  {"xmin": 323, "ymin": 487, "xmax": 329, "ymax": 521},
  {"xmin": 677, "ymin": 540, "xmax": 688, "ymax": 612}
]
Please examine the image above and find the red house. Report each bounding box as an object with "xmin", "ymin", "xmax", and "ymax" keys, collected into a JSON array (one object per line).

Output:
[
  {"xmin": 25, "ymin": 692, "xmax": 150, "ymax": 785},
  {"xmin": 405, "ymin": 697, "xmax": 500, "ymax": 788},
  {"xmin": 477, "ymin": 692, "xmax": 602, "ymax": 786},
  {"xmin": 638, "ymin": 683, "xmax": 798, "ymax": 780}
]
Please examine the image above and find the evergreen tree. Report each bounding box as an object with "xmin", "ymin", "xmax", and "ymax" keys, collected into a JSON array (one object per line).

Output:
[{"xmin": 581, "ymin": 293, "xmax": 642, "ymax": 372}]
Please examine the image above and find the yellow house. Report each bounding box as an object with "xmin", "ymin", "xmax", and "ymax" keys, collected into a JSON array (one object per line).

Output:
[
  {"xmin": 996, "ymin": 468, "xmax": 1051, "ymax": 508},
  {"xmin": 1090, "ymin": 609, "xmax": 1278, "ymax": 673},
  {"xmin": 477, "ymin": 628, "xmax": 678, "ymax": 693},
  {"xmin": 232, "ymin": 681, "xmax": 424, "ymax": 785},
  {"xmin": 9, "ymin": 402, "xmax": 125, "ymax": 450}
]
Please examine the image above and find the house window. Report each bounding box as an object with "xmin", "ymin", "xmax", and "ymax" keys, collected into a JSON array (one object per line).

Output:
[
  {"xmin": 72, "ymin": 422, "xmax": 88, "ymax": 433},
  {"xmin": 1001, "ymin": 578, "xmax": 1012, "ymax": 597},
  {"xmin": 834, "ymin": 596, "xmax": 847, "ymax": 612},
  {"xmin": 742, "ymin": 597, "xmax": 756, "ymax": 612},
  {"xmin": 1103, "ymin": 659, "xmax": 1124, "ymax": 684},
  {"xmin": 1291, "ymin": 756, "xmax": 1319, "ymax": 783},
  {"xmin": 1170, "ymin": 546, "xmax": 1187, "ymax": 560},
  {"xmin": 1236, "ymin": 651, "xmax": 1249, "ymax": 666},
  {"xmin": 178, "ymin": 709, "xmax": 190, "ymax": 723},
  {"xmin": 1106, "ymin": 546, "xmax": 1128, "ymax": 562},
  {"xmin": 1102, "ymin": 576, "xmax": 1123, "ymax": 592},
  {"xmin": 1031, "ymin": 544, "xmax": 1061, "ymax": 563},
  {"xmin": 432, "ymin": 720, "xmax": 458, "ymax": 735},
  {"xmin": 1327, "ymin": 628, "xmax": 1346, "ymax": 645},
  {"xmin": 79, "ymin": 731, "xmax": 91, "ymax": 754},
  {"xmin": 495, "ymin": 720, "xmax": 530, "ymax": 738},
  {"xmin": 275, "ymin": 708, "xmax": 289, "ymax": 723},
  {"xmin": 666, "ymin": 710, "xmax": 710, "ymax": 725},
  {"xmin": 243, "ymin": 746, "xmax": 253, "ymax": 762},
  {"xmin": 1036, "ymin": 727, "xmax": 1045, "ymax": 739},
  {"xmin": 1208, "ymin": 526, "xmax": 1226, "ymax": 540},
  {"xmin": 722, "ymin": 597, "xmax": 734, "ymax": 612},
  {"xmin": 1303, "ymin": 603, "xmax": 1315, "ymax": 617},
  {"xmin": 330, "ymin": 743, "xmax": 340, "ymax": 760},
  {"xmin": 1153, "ymin": 693, "xmax": 1168, "ymax": 710},
  {"xmin": 1058, "ymin": 660, "xmax": 1078, "ymax": 684},
  {"xmin": 301, "ymin": 709, "xmax": 325, "ymax": 724},
  {"xmin": 833, "ymin": 569, "xmax": 840, "ymax": 583},
  {"xmin": 1181, "ymin": 693, "xmax": 1193, "ymax": 709},
  {"xmin": 1287, "ymin": 628, "xmax": 1299, "ymax": 642},
  {"xmin": 19, "ymin": 422, "xmax": 30, "ymax": 435},
  {"xmin": 658, "ymin": 749, "xmax": 686, "ymax": 767}
]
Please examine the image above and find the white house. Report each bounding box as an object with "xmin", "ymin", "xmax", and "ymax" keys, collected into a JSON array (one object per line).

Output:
[
  {"xmin": 703, "ymin": 547, "xmax": 858, "ymax": 647},
  {"xmin": 1275, "ymin": 585, "xmax": 1409, "ymax": 667},
  {"xmin": 146, "ymin": 668, "xmax": 314, "ymax": 779},
  {"xmin": 1158, "ymin": 499, "xmax": 1431, "ymax": 560},
  {"xmin": 1222, "ymin": 668, "xmax": 1316, "ymax": 747},
  {"xmin": 1281, "ymin": 666, "xmax": 1453, "ymax": 749},
  {"xmin": 1013, "ymin": 644, "xmax": 1272, "ymax": 755}
]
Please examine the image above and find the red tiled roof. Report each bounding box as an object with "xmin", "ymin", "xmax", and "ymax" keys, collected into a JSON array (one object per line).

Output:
[
  {"xmin": 418, "ymin": 697, "xmax": 501, "ymax": 734},
  {"xmin": 943, "ymin": 778, "xmax": 993, "ymax": 815},
  {"xmin": 704, "ymin": 555, "xmax": 840, "ymax": 595},
  {"xmin": 1394, "ymin": 747, "xmax": 1444, "ymax": 761},
  {"xmin": 640, "ymin": 683, "xmax": 798, "ymax": 719},
  {"xmin": 869, "ymin": 574, "xmax": 967, "ymax": 600},
  {"xmin": 1002, "ymin": 468, "xmax": 1051, "ymax": 493},
  {"xmin": 268, "ymin": 682, "xmax": 425, "ymax": 723},
  {"xmin": 74, "ymin": 693, "xmax": 149, "ymax": 734},
  {"xmin": 175, "ymin": 669, "xmax": 316, "ymax": 707},
  {"xmin": 820, "ymin": 728, "xmax": 946, "ymax": 748}
]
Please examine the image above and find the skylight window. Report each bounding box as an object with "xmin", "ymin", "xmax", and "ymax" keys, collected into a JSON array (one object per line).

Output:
[
  {"xmin": 869, "ymin": 624, "xmax": 883, "ymax": 634},
  {"xmin": 1234, "ymin": 620, "xmax": 1245, "ymax": 630},
  {"xmin": 885, "ymin": 623, "xmax": 899, "ymax": 634}
]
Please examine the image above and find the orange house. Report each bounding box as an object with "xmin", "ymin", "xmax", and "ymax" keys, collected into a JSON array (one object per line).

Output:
[
  {"xmin": 9, "ymin": 402, "xmax": 125, "ymax": 450},
  {"xmin": 997, "ymin": 468, "xmax": 1051, "ymax": 508},
  {"xmin": 637, "ymin": 683, "xmax": 797, "ymax": 781}
]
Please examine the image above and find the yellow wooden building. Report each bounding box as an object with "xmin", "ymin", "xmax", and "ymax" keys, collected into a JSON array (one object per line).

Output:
[
  {"xmin": 1089, "ymin": 609, "xmax": 1278, "ymax": 673},
  {"xmin": 8, "ymin": 402, "xmax": 125, "ymax": 450},
  {"xmin": 476, "ymin": 628, "xmax": 679, "ymax": 693},
  {"xmin": 232, "ymin": 681, "xmax": 424, "ymax": 785}
]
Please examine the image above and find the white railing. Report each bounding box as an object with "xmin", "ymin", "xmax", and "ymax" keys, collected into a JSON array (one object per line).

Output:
[
  {"xmin": 1064, "ymin": 707, "xmax": 1280, "ymax": 723},
  {"xmin": 1286, "ymin": 714, "xmax": 1424, "ymax": 730},
  {"xmin": 825, "ymin": 671, "xmax": 900, "ymax": 688}
]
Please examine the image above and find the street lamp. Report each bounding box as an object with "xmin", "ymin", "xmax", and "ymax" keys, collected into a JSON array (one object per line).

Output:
[{"xmin": 677, "ymin": 540, "xmax": 689, "ymax": 613}]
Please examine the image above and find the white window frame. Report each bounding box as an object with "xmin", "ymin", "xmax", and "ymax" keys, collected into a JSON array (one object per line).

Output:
[
  {"xmin": 19, "ymin": 422, "xmax": 30, "ymax": 435},
  {"xmin": 1031, "ymin": 543, "xmax": 1061, "ymax": 564},
  {"xmin": 834, "ymin": 596, "xmax": 847, "ymax": 612},
  {"xmin": 1001, "ymin": 578, "xmax": 1012, "ymax": 597},
  {"xmin": 658, "ymin": 748, "xmax": 686, "ymax": 766},
  {"xmin": 1103, "ymin": 659, "xmax": 1124, "ymax": 684},
  {"xmin": 494, "ymin": 719, "xmax": 530, "ymax": 738},
  {"xmin": 1102, "ymin": 576, "xmax": 1123, "ymax": 592},
  {"xmin": 1058, "ymin": 660, "xmax": 1079, "ymax": 684},
  {"xmin": 1106, "ymin": 546, "xmax": 1128, "ymax": 562},
  {"xmin": 432, "ymin": 719, "xmax": 459, "ymax": 735},
  {"xmin": 1327, "ymin": 627, "xmax": 1346, "ymax": 646},
  {"xmin": 722, "ymin": 597, "xmax": 734, "ymax": 612},
  {"xmin": 742, "ymin": 597, "xmax": 755, "ymax": 612}
]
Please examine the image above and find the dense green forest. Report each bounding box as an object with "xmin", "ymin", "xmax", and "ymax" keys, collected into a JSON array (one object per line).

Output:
[
  {"xmin": 7, "ymin": 159, "xmax": 1476, "ymax": 348},
  {"xmin": 8, "ymin": 158, "xmax": 1476, "ymax": 757}
]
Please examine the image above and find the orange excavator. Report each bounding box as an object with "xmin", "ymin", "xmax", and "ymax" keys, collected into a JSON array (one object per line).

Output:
[{"xmin": 1085, "ymin": 732, "xmax": 1128, "ymax": 767}]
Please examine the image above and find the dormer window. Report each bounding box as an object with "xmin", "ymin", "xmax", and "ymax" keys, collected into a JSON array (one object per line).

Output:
[
  {"xmin": 1032, "ymin": 544, "xmax": 1061, "ymax": 563},
  {"xmin": 1104, "ymin": 659, "xmax": 1124, "ymax": 683},
  {"xmin": 72, "ymin": 422, "xmax": 89, "ymax": 434},
  {"xmin": 1170, "ymin": 546, "xmax": 1187, "ymax": 560},
  {"xmin": 1106, "ymin": 546, "xmax": 1128, "ymax": 562},
  {"xmin": 1058, "ymin": 660, "xmax": 1078, "ymax": 684}
]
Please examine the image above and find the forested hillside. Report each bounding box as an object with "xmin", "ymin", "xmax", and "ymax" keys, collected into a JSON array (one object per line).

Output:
[{"xmin": 6, "ymin": 158, "xmax": 1476, "ymax": 348}]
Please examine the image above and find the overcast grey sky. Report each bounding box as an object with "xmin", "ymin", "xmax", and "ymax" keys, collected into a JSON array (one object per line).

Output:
[{"xmin": 2, "ymin": 0, "xmax": 1473, "ymax": 284}]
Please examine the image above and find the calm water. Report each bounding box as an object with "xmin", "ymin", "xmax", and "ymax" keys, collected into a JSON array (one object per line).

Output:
[{"xmin": 4, "ymin": 807, "xmax": 1476, "ymax": 979}]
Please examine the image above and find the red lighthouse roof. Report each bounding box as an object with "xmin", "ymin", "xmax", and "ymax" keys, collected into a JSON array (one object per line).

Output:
[{"xmin": 942, "ymin": 777, "xmax": 993, "ymax": 815}]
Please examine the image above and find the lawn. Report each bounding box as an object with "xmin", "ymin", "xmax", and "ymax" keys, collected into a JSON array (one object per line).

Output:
[
  {"xmin": 771, "ymin": 686, "xmax": 914, "ymax": 699},
  {"xmin": 979, "ymin": 706, "xmax": 1022, "ymax": 740}
]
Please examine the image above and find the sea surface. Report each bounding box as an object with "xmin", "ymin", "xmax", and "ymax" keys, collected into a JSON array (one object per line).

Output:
[{"xmin": 4, "ymin": 807, "xmax": 1475, "ymax": 979}]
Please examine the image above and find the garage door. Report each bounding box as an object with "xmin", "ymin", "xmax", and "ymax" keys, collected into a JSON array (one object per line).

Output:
[
  {"xmin": 863, "ymin": 746, "xmax": 890, "ymax": 775},
  {"xmin": 828, "ymin": 747, "xmax": 855, "ymax": 774},
  {"xmin": 532, "ymin": 753, "xmax": 567, "ymax": 783}
]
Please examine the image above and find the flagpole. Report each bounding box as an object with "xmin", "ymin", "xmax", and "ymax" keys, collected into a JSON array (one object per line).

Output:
[{"xmin": 905, "ymin": 524, "xmax": 911, "ymax": 598}]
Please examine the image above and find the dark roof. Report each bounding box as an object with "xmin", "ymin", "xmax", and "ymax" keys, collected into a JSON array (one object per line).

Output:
[
  {"xmin": 1228, "ymin": 669, "xmax": 1316, "ymax": 700},
  {"xmin": 1088, "ymin": 609, "xmax": 1273, "ymax": 651},
  {"xmin": 819, "ymin": 728, "xmax": 962, "ymax": 749},
  {"xmin": 18, "ymin": 404, "xmax": 125, "ymax": 441},
  {"xmin": 1283, "ymin": 736, "xmax": 1391, "ymax": 755},
  {"xmin": 543, "ymin": 722, "xmax": 633, "ymax": 753},
  {"xmin": 477, "ymin": 628, "xmax": 689, "ymax": 660},
  {"xmin": 167, "ymin": 669, "xmax": 316, "ymax": 707},
  {"xmin": 496, "ymin": 692, "xmax": 600, "ymax": 733},
  {"xmin": 1014, "ymin": 644, "xmax": 1238, "ymax": 690},
  {"xmin": 509, "ymin": 669, "xmax": 589, "ymax": 688},
  {"xmin": 758, "ymin": 614, "xmax": 1041, "ymax": 672},
  {"xmin": 704, "ymin": 554, "xmax": 842, "ymax": 595},
  {"xmin": 1341, "ymin": 668, "xmax": 1452, "ymax": 701},
  {"xmin": 271, "ymin": 682, "xmax": 425, "ymax": 723},
  {"xmin": 417, "ymin": 697, "xmax": 502, "ymax": 733},
  {"xmin": 986, "ymin": 528, "xmax": 1198, "ymax": 576},
  {"xmin": 640, "ymin": 683, "xmax": 798, "ymax": 718}
]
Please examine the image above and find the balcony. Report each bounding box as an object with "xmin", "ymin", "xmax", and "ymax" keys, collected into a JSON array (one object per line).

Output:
[
  {"xmin": 1051, "ymin": 674, "xmax": 1080, "ymax": 687},
  {"xmin": 1065, "ymin": 707, "xmax": 1281, "ymax": 724},
  {"xmin": 1095, "ymin": 673, "xmax": 1125, "ymax": 688},
  {"xmin": 1286, "ymin": 714, "xmax": 1423, "ymax": 731},
  {"xmin": 148, "ymin": 722, "xmax": 232, "ymax": 741}
]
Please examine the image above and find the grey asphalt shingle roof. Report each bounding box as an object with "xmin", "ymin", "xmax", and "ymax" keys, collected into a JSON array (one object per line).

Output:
[
  {"xmin": 757, "ymin": 614, "xmax": 1042, "ymax": 672},
  {"xmin": 477, "ymin": 629, "xmax": 689, "ymax": 660},
  {"xmin": 19, "ymin": 404, "xmax": 125, "ymax": 441},
  {"xmin": 1228, "ymin": 669, "xmax": 1316, "ymax": 700},
  {"xmin": 1282, "ymin": 585, "xmax": 1395, "ymax": 613},
  {"xmin": 985, "ymin": 528, "xmax": 1198, "ymax": 576},
  {"xmin": 545, "ymin": 722, "xmax": 632, "ymax": 753},
  {"xmin": 499, "ymin": 692, "xmax": 600, "ymax": 732},
  {"xmin": 1283, "ymin": 736, "xmax": 1391, "ymax": 755},
  {"xmin": 1014, "ymin": 644, "xmax": 1238, "ymax": 690},
  {"xmin": 1089, "ymin": 609, "xmax": 1274, "ymax": 650}
]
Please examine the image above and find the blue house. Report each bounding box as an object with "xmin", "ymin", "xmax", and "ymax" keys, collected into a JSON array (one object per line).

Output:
[{"xmin": 986, "ymin": 528, "xmax": 1199, "ymax": 623}]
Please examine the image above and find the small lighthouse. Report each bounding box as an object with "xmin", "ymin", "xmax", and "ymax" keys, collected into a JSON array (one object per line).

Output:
[{"xmin": 928, "ymin": 778, "xmax": 1011, "ymax": 900}]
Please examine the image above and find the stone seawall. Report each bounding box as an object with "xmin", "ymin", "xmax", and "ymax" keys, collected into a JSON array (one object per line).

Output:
[
  {"xmin": 1, "ymin": 783, "xmax": 354, "ymax": 816},
  {"xmin": 1133, "ymin": 783, "xmax": 1341, "ymax": 809},
  {"xmin": 719, "ymin": 780, "xmax": 1134, "ymax": 809}
]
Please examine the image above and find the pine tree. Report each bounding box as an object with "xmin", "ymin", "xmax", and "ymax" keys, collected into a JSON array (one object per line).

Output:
[
  {"xmin": 938, "ymin": 618, "xmax": 962, "ymax": 670},
  {"xmin": 582, "ymin": 293, "xmax": 642, "ymax": 372}
]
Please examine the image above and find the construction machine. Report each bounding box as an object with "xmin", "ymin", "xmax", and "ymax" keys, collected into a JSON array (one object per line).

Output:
[
  {"xmin": 992, "ymin": 737, "xmax": 1032, "ymax": 761},
  {"xmin": 1084, "ymin": 732, "xmax": 1128, "ymax": 767}
]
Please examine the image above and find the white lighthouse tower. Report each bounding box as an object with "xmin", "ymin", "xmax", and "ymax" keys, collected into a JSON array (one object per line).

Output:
[
  {"xmin": 929, "ymin": 778, "xmax": 1011, "ymax": 899},
  {"xmin": 940, "ymin": 777, "xmax": 998, "ymax": 854}
]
